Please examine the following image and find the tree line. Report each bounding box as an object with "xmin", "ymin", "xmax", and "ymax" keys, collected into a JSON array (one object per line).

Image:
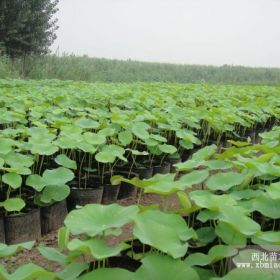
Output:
[
  {"xmin": 1, "ymin": 54, "xmax": 280, "ymax": 85},
  {"xmin": 0, "ymin": 0, "xmax": 58, "ymax": 74}
]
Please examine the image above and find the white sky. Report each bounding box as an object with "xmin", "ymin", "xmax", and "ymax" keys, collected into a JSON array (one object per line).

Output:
[{"xmin": 52, "ymin": 0, "xmax": 280, "ymax": 67}]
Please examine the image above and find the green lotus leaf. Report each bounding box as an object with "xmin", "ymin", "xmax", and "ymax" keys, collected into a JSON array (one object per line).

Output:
[
  {"xmin": 193, "ymin": 267, "xmax": 216, "ymax": 280},
  {"xmin": 132, "ymin": 122, "xmax": 150, "ymax": 140},
  {"xmin": 190, "ymin": 190, "xmax": 236, "ymax": 211},
  {"xmin": 55, "ymin": 136, "xmax": 78, "ymax": 149},
  {"xmin": 26, "ymin": 174, "xmax": 46, "ymax": 191},
  {"xmin": 42, "ymin": 167, "xmax": 74, "ymax": 185},
  {"xmin": 56, "ymin": 263, "xmax": 89, "ymax": 280},
  {"xmin": 39, "ymin": 184, "xmax": 70, "ymax": 204},
  {"xmin": 98, "ymin": 127, "xmax": 116, "ymax": 137},
  {"xmin": 229, "ymin": 189, "xmax": 263, "ymax": 201},
  {"xmin": 215, "ymin": 221, "xmax": 247, "ymax": 246},
  {"xmin": 64, "ymin": 204, "xmax": 139, "ymax": 236},
  {"xmin": 206, "ymin": 172, "xmax": 246, "ymax": 191},
  {"xmin": 30, "ymin": 142, "xmax": 59, "ymax": 156},
  {"xmin": 175, "ymin": 159, "xmax": 206, "ymax": 171},
  {"xmin": 179, "ymin": 170, "xmax": 209, "ymax": 187},
  {"xmin": 77, "ymin": 142, "xmax": 97, "ymax": 153},
  {"xmin": 0, "ymin": 198, "xmax": 25, "ymax": 212},
  {"xmin": 75, "ymin": 118, "xmax": 99, "ymax": 129},
  {"xmin": 4, "ymin": 152, "xmax": 34, "ymax": 168},
  {"xmin": 133, "ymin": 210, "xmax": 195, "ymax": 258},
  {"xmin": 214, "ymin": 268, "xmax": 274, "ymax": 280},
  {"xmin": 253, "ymin": 194, "xmax": 280, "ymax": 219},
  {"xmin": 220, "ymin": 206, "xmax": 261, "ymax": 236},
  {"xmin": 118, "ymin": 131, "xmax": 133, "ymax": 146},
  {"xmin": 192, "ymin": 144, "xmax": 217, "ymax": 160},
  {"xmin": 196, "ymin": 226, "xmax": 216, "ymax": 245},
  {"xmin": 2, "ymin": 173, "xmax": 22, "ymax": 189},
  {"xmin": 252, "ymin": 231, "xmax": 280, "ymax": 245},
  {"xmin": 177, "ymin": 191, "xmax": 192, "ymax": 212},
  {"xmin": 102, "ymin": 144, "xmax": 126, "ymax": 160},
  {"xmin": 143, "ymin": 173, "xmax": 187, "ymax": 195},
  {"xmin": 208, "ymin": 245, "xmax": 238, "ymax": 263},
  {"xmin": 229, "ymin": 140, "xmax": 252, "ymax": 147},
  {"xmin": 83, "ymin": 132, "xmax": 106, "ymax": 145},
  {"xmin": 67, "ymin": 238, "xmax": 129, "ymax": 260},
  {"xmin": 0, "ymin": 241, "xmax": 34, "ymax": 258},
  {"xmin": 38, "ymin": 246, "xmax": 67, "ymax": 266},
  {"xmin": 180, "ymin": 139, "xmax": 194, "ymax": 150},
  {"xmin": 28, "ymin": 127, "xmax": 56, "ymax": 141},
  {"xmin": 126, "ymin": 149, "xmax": 149, "ymax": 156},
  {"xmin": 135, "ymin": 254, "xmax": 199, "ymax": 280},
  {"xmin": 55, "ymin": 154, "xmax": 77, "ymax": 170},
  {"xmin": 159, "ymin": 144, "xmax": 177, "ymax": 154},
  {"xmin": 186, "ymin": 245, "xmax": 238, "ymax": 267},
  {"xmin": 0, "ymin": 138, "xmax": 13, "ymax": 155},
  {"xmin": 78, "ymin": 268, "xmax": 133, "ymax": 280},
  {"xmin": 197, "ymin": 209, "xmax": 221, "ymax": 223},
  {"xmin": 204, "ymin": 160, "xmax": 233, "ymax": 170},
  {"xmin": 150, "ymin": 134, "xmax": 167, "ymax": 143},
  {"xmin": 145, "ymin": 138, "xmax": 160, "ymax": 147},
  {"xmin": 95, "ymin": 151, "xmax": 116, "ymax": 163},
  {"xmin": 185, "ymin": 252, "xmax": 212, "ymax": 267},
  {"xmin": 0, "ymin": 263, "xmax": 54, "ymax": 280},
  {"xmin": 14, "ymin": 166, "xmax": 32, "ymax": 176},
  {"xmin": 0, "ymin": 158, "xmax": 4, "ymax": 167},
  {"xmin": 266, "ymin": 182, "xmax": 280, "ymax": 199},
  {"xmin": 58, "ymin": 227, "xmax": 70, "ymax": 250}
]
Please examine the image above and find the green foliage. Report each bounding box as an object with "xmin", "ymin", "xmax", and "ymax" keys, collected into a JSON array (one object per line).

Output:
[
  {"xmin": 1, "ymin": 55, "xmax": 280, "ymax": 84},
  {"xmin": 0, "ymin": 0, "xmax": 58, "ymax": 58}
]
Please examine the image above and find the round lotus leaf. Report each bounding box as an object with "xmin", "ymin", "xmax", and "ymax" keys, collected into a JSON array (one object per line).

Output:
[{"xmin": 65, "ymin": 204, "xmax": 139, "ymax": 236}]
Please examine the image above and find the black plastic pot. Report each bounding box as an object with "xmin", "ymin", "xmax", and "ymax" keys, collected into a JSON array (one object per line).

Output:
[
  {"xmin": 0, "ymin": 215, "xmax": 5, "ymax": 243},
  {"xmin": 134, "ymin": 166, "xmax": 154, "ymax": 179},
  {"xmin": 153, "ymin": 161, "xmax": 171, "ymax": 175},
  {"xmin": 102, "ymin": 183, "xmax": 121, "ymax": 205},
  {"xmin": 168, "ymin": 158, "xmax": 181, "ymax": 174},
  {"xmin": 5, "ymin": 208, "xmax": 41, "ymax": 244},
  {"xmin": 67, "ymin": 186, "xmax": 104, "ymax": 211},
  {"xmin": 117, "ymin": 171, "xmax": 138, "ymax": 200},
  {"xmin": 106, "ymin": 256, "xmax": 141, "ymax": 272},
  {"xmin": 41, "ymin": 200, "xmax": 68, "ymax": 235},
  {"xmin": 181, "ymin": 146, "xmax": 202, "ymax": 161}
]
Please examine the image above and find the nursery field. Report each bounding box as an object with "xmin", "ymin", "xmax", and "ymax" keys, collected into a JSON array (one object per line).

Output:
[{"xmin": 0, "ymin": 79, "xmax": 280, "ymax": 279}]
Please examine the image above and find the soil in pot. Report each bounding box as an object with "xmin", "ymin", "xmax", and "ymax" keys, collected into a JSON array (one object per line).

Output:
[
  {"xmin": 5, "ymin": 208, "xmax": 41, "ymax": 245},
  {"xmin": 102, "ymin": 183, "xmax": 121, "ymax": 205},
  {"xmin": 153, "ymin": 161, "xmax": 171, "ymax": 175},
  {"xmin": 117, "ymin": 171, "xmax": 138, "ymax": 200},
  {"xmin": 41, "ymin": 200, "xmax": 68, "ymax": 235},
  {"xmin": 67, "ymin": 185, "xmax": 104, "ymax": 211}
]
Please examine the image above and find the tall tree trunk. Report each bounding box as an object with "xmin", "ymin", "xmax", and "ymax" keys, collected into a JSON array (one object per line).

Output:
[{"xmin": 21, "ymin": 52, "xmax": 27, "ymax": 78}]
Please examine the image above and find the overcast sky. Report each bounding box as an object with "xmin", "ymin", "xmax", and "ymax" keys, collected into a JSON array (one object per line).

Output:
[{"xmin": 52, "ymin": 0, "xmax": 280, "ymax": 67}]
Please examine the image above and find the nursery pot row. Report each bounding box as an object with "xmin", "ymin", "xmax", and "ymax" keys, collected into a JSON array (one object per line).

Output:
[
  {"xmin": 67, "ymin": 160, "xmax": 177, "ymax": 210},
  {"xmin": 2, "ymin": 160, "xmax": 180, "ymax": 244},
  {"xmin": 3, "ymin": 200, "xmax": 68, "ymax": 245}
]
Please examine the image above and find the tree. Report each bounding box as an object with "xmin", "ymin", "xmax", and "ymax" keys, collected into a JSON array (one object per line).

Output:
[{"xmin": 0, "ymin": 0, "xmax": 59, "ymax": 74}]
